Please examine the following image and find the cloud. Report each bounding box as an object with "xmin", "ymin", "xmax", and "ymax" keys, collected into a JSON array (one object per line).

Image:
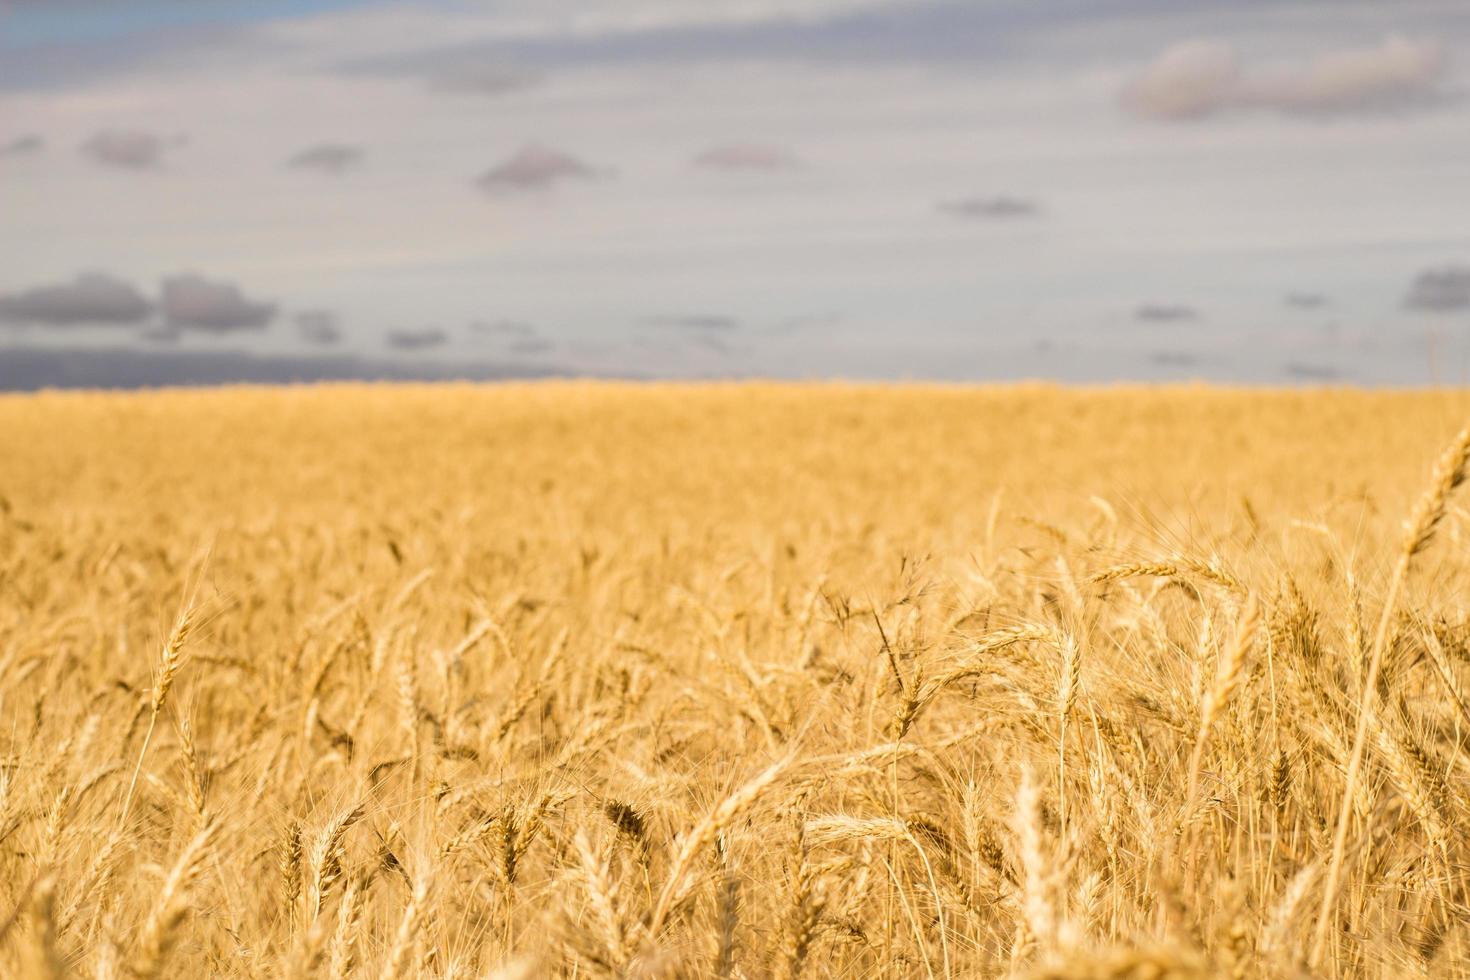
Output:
[
  {"xmin": 430, "ymin": 65, "xmax": 539, "ymax": 96},
  {"xmin": 139, "ymin": 324, "xmax": 182, "ymax": 345},
  {"xmin": 1284, "ymin": 292, "xmax": 1328, "ymax": 310},
  {"xmin": 1404, "ymin": 266, "xmax": 1470, "ymax": 313},
  {"xmin": 643, "ymin": 314, "xmax": 740, "ymax": 330},
  {"xmin": 1283, "ymin": 361, "xmax": 1341, "ymax": 381},
  {"xmin": 386, "ymin": 327, "xmax": 449, "ymax": 350},
  {"xmin": 938, "ymin": 196, "xmax": 1040, "ymax": 219},
  {"xmin": 80, "ymin": 130, "xmax": 175, "ymax": 169},
  {"xmin": 764, "ymin": 312, "xmax": 843, "ymax": 337},
  {"xmin": 1134, "ymin": 303, "xmax": 1199, "ymax": 323},
  {"xmin": 1123, "ymin": 36, "xmax": 1447, "ymax": 120},
  {"xmin": 161, "ymin": 274, "xmax": 277, "ymax": 331},
  {"xmin": 1, "ymin": 135, "xmax": 43, "ymax": 157},
  {"xmin": 295, "ymin": 310, "xmax": 342, "ymax": 345},
  {"xmin": 286, "ymin": 143, "xmax": 364, "ymax": 175},
  {"xmin": 467, "ymin": 319, "xmax": 551, "ymax": 354},
  {"xmin": 1121, "ymin": 41, "xmax": 1240, "ymax": 120},
  {"xmin": 508, "ymin": 337, "xmax": 554, "ymax": 355},
  {"xmin": 0, "ymin": 272, "xmax": 152, "ymax": 326},
  {"xmin": 0, "ymin": 272, "xmax": 277, "ymax": 333},
  {"xmin": 692, "ymin": 143, "xmax": 799, "ymax": 171},
  {"xmin": 0, "ymin": 346, "xmax": 567, "ymax": 391},
  {"xmin": 1150, "ymin": 350, "xmax": 1198, "ymax": 367},
  {"xmin": 469, "ymin": 319, "xmax": 537, "ymax": 338},
  {"xmin": 476, "ymin": 144, "xmax": 598, "ymax": 191},
  {"xmin": 336, "ymin": 44, "xmax": 540, "ymax": 96},
  {"xmin": 688, "ymin": 333, "xmax": 739, "ymax": 355}
]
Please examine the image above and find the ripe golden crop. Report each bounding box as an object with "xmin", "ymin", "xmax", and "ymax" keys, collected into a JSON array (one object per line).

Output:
[{"xmin": 2, "ymin": 383, "xmax": 1469, "ymax": 978}]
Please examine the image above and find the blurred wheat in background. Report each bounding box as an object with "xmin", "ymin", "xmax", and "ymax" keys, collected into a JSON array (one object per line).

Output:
[{"xmin": 4, "ymin": 383, "xmax": 1470, "ymax": 978}]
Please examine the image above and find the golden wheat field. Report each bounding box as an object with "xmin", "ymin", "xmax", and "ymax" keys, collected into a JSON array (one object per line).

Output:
[{"xmin": 6, "ymin": 382, "xmax": 1470, "ymax": 979}]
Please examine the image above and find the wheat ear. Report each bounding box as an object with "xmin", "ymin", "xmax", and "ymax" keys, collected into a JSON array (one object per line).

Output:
[
  {"xmin": 646, "ymin": 758, "xmax": 789, "ymax": 938},
  {"xmin": 378, "ymin": 877, "xmax": 429, "ymax": 980},
  {"xmin": 1182, "ymin": 594, "xmax": 1259, "ymax": 868},
  {"xmin": 1311, "ymin": 418, "xmax": 1470, "ymax": 968},
  {"xmin": 131, "ymin": 820, "xmax": 218, "ymax": 980},
  {"xmin": 118, "ymin": 608, "xmax": 195, "ymax": 831}
]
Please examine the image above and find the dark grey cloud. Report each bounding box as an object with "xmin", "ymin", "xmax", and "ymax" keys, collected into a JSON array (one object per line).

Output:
[
  {"xmin": 939, "ymin": 196, "xmax": 1041, "ymax": 219},
  {"xmin": 508, "ymin": 337, "xmax": 554, "ymax": 356},
  {"xmin": 469, "ymin": 319, "xmax": 537, "ymax": 339},
  {"xmin": 1404, "ymin": 266, "xmax": 1470, "ymax": 313},
  {"xmin": 1135, "ymin": 303, "xmax": 1199, "ymax": 323},
  {"xmin": 386, "ymin": 326, "xmax": 448, "ymax": 350},
  {"xmin": 286, "ymin": 143, "xmax": 364, "ymax": 175},
  {"xmin": 1284, "ymin": 361, "xmax": 1342, "ymax": 381},
  {"xmin": 764, "ymin": 312, "xmax": 843, "ymax": 337},
  {"xmin": 295, "ymin": 310, "xmax": 342, "ymax": 345},
  {"xmin": 0, "ymin": 272, "xmax": 152, "ymax": 326},
  {"xmin": 468, "ymin": 319, "xmax": 551, "ymax": 354},
  {"xmin": 0, "ymin": 14, "xmax": 296, "ymax": 93},
  {"xmin": 0, "ymin": 346, "xmax": 568, "ymax": 391},
  {"xmin": 335, "ymin": 44, "xmax": 539, "ymax": 95},
  {"xmin": 476, "ymin": 145, "xmax": 598, "ymax": 192},
  {"xmin": 643, "ymin": 314, "xmax": 740, "ymax": 331},
  {"xmin": 429, "ymin": 65, "xmax": 539, "ymax": 96},
  {"xmin": 80, "ymin": 129, "xmax": 175, "ymax": 169},
  {"xmin": 139, "ymin": 324, "xmax": 182, "ymax": 345},
  {"xmin": 692, "ymin": 143, "xmax": 799, "ymax": 171},
  {"xmin": 689, "ymin": 333, "xmax": 740, "ymax": 355},
  {"xmin": 1124, "ymin": 36, "xmax": 1448, "ymax": 121},
  {"xmin": 161, "ymin": 274, "xmax": 277, "ymax": 331},
  {"xmin": 1285, "ymin": 291, "xmax": 1328, "ymax": 310},
  {"xmin": 1, "ymin": 135, "xmax": 44, "ymax": 156}
]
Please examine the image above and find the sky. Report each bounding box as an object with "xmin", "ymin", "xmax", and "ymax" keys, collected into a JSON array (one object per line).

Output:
[{"xmin": 1, "ymin": 0, "xmax": 1468, "ymax": 388}]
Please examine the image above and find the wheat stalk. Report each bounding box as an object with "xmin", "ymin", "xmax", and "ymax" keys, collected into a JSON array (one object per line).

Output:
[
  {"xmin": 1182, "ymin": 594, "xmax": 1259, "ymax": 867},
  {"xmin": 131, "ymin": 820, "xmax": 218, "ymax": 980},
  {"xmin": 646, "ymin": 758, "xmax": 790, "ymax": 938},
  {"xmin": 378, "ymin": 877, "xmax": 429, "ymax": 980},
  {"xmin": 1311, "ymin": 418, "xmax": 1470, "ymax": 968},
  {"xmin": 118, "ymin": 607, "xmax": 195, "ymax": 831}
]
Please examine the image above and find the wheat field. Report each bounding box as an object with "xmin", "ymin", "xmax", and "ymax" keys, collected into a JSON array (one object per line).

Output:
[{"xmin": 4, "ymin": 383, "xmax": 1470, "ymax": 978}]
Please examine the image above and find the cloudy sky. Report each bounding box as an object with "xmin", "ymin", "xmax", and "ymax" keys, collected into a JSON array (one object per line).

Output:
[{"xmin": 1, "ymin": 0, "xmax": 1468, "ymax": 387}]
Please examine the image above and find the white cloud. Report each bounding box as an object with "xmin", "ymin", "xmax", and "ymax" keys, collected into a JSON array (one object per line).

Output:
[
  {"xmin": 1124, "ymin": 35, "xmax": 1447, "ymax": 120},
  {"xmin": 1122, "ymin": 40, "xmax": 1240, "ymax": 120},
  {"xmin": 265, "ymin": 0, "xmax": 909, "ymax": 62}
]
